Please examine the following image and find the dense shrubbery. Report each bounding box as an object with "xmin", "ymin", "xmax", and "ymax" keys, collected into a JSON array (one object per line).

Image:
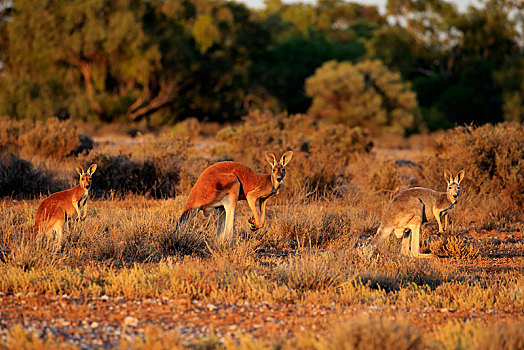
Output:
[
  {"xmin": 215, "ymin": 111, "xmax": 372, "ymax": 195},
  {"xmin": 0, "ymin": 153, "xmax": 62, "ymax": 199},
  {"xmin": 0, "ymin": 117, "xmax": 93, "ymax": 160},
  {"xmin": 79, "ymin": 135, "xmax": 209, "ymax": 198},
  {"xmin": 421, "ymin": 123, "xmax": 523, "ymax": 219}
]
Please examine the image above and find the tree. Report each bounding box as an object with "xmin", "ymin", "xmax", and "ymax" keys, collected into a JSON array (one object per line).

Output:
[
  {"xmin": 0, "ymin": 0, "xmax": 160, "ymax": 121},
  {"xmin": 250, "ymin": 0, "xmax": 381, "ymax": 113},
  {"xmin": 251, "ymin": 30, "xmax": 365, "ymax": 113},
  {"xmin": 305, "ymin": 60, "xmax": 418, "ymax": 135},
  {"xmin": 495, "ymin": 56, "xmax": 524, "ymax": 122},
  {"xmin": 369, "ymin": 0, "xmax": 523, "ymax": 128},
  {"xmin": 0, "ymin": 0, "xmax": 270, "ymax": 123}
]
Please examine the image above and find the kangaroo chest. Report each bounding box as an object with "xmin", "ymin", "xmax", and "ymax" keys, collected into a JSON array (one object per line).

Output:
[
  {"xmin": 66, "ymin": 193, "xmax": 88, "ymax": 218},
  {"xmin": 78, "ymin": 194, "xmax": 88, "ymax": 209}
]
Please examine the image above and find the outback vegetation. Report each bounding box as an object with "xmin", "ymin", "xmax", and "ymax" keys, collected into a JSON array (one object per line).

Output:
[
  {"xmin": 0, "ymin": 0, "xmax": 523, "ymax": 348},
  {"xmin": 0, "ymin": 117, "xmax": 523, "ymax": 348}
]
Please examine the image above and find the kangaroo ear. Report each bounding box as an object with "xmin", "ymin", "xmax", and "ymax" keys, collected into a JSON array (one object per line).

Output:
[
  {"xmin": 280, "ymin": 151, "xmax": 293, "ymax": 166},
  {"xmin": 88, "ymin": 164, "xmax": 97, "ymax": 175},
  {"xmin": 456, "ymin": 169, "xmax": 465, "ymax": 184},
  {"xmin": 76, "ymin": 166, "xmax": 84, "ymax": 176},
  {"xmin": 444, "ymin": 170, "xmax": 453, "ymax": 183},
  {"xmin": 265, "ymin": 152, "xmax": 277, "ymax": 167}
]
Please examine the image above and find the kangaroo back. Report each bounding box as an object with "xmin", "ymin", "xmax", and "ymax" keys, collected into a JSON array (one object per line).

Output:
[{"xmin": 178, "ymin": 151, "xmax": 293, "ymax": 241}]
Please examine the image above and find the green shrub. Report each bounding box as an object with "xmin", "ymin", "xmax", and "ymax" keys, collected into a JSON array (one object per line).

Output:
[{"xmin": 306, "ymin": 59, "xmax": 419, "ymax": 136}]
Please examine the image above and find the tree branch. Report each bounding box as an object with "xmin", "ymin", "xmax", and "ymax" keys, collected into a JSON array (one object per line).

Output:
[{"xmin": 127, "ymin": 80, "xmax": 180, "ymax": 121}]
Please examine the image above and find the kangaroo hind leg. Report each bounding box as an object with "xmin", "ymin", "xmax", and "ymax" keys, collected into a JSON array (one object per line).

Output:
[{"xmin": 408, "ymin": 219, "xmax": 434, "ymax": 259}]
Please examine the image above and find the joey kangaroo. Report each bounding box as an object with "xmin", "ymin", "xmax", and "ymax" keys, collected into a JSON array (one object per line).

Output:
[
  {"xmin": 33, "ymin": 164, "xmax": 97, "ymax": 244},
  {"xmin": 372, "ymin": 170, "xmax": 465, "ymax": 258},
  {"xmin": 178, "ymin": 151, "xmax": 293, "ymax": 241}
]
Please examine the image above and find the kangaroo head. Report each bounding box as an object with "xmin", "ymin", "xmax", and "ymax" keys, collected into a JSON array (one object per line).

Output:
[
  {"xmin": 265, "ymin": 151, "xmax": 293, "ymax": 190},
  {"xmin": 444, "ymin": 169, "xmax": 465, "ymax": 204},
  {"xmin": 76, "ymin": 164, "xmax": 97, "ymax": 191}
]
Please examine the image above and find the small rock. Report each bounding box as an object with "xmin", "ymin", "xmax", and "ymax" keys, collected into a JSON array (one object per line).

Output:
[
  {"xmin": 100, "ymin": 295, "xmax": 110, "ymax": 302},
  {"xmin": 90, "ymin": 321, "xmax": 99, "ymax": 328},
  {"xmin": 123, "ymin": 316, "xmax": 138, "ymax": 327},
  {"xmin": 206, "ymin": 303, "xmax": 218, "ymax": 311}
]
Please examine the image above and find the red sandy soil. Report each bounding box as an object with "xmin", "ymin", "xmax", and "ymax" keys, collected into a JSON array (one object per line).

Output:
[{"xmin": 1, "ymin": 291, "xmax": 522, "ymax": 348}]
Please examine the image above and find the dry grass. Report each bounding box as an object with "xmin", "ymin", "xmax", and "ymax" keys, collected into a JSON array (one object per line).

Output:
[
  {"xmin": 0, "ymin": 198, "xmax": 522, "ymax": 313},
  {"xmin": 0, "ymin": 120, "xmax": 522, "ymax": 348}
]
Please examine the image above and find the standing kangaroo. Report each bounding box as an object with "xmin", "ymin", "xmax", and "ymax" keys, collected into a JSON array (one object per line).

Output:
[
  {"xmin": 33, "ymin": 164, "xmax": 97, "ymax": 244},
  {"xmin": 372, "ymin": 170, "xmax": 465, "ymax": 258},
  {"xmin": 178, "ymin": 151, "xmax": 293, "ymax": 241}
]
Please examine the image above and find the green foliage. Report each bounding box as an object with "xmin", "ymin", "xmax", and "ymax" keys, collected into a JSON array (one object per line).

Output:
[
  {"xmin": 0, "ymin": 0, "xmax": 522, "ymax": 128},
  {"xmin": 306, "ymin": 60, "xmax": 419, "ymax": 135},
  {"xmin": 192, "ymin": 14, "xmax": 221, "ymax": 53},
  {"xmin": 0, "ymin": 0, "xmax": 159, "ymax": 121},
  {"xmin": 495, "ymin": 56, "xmax": 524, "ymax": 123},
  {"xmin": 251, "ymin": 30, "xmax": 365, "ymax": 113},
  {"xmin": 372, "ymin": 0, "xmax": 523, "ymax": 129}
]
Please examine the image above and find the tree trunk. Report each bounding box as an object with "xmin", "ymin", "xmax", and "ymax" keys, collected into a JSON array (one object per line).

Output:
[{"xmin": 127, "ymin": 81, "xmax": 179, "ymax": 121}]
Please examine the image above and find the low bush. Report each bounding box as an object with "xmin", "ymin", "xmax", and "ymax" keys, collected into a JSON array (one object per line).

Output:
[
  {"xmin": 320, "ymin": 317, "xmax": 425, "ymax": 350},
  {"xmin": 435, "ymin": 320, "xmax": 524, "ymax": 350},
  {"xmin": 0, "ymin": 152, "xmax": 62, "ymax": 199},
  {"xmin": 274, "ymin": 251, "xmax": 351, "ymax": 292},
  {"xmin": 0, "ymin": 117, "xmax": 93, "ymax": 161},
  {"xmin": 79, "ymin": 135, "xmax": 209, "ymax": 198},
  {"xmin": 422, "ymin": 123, "xmax": 523, "ymax": 221},
  {"xmin": 430, "ymin": 235, "xmax": 480, "ymax": 259}
]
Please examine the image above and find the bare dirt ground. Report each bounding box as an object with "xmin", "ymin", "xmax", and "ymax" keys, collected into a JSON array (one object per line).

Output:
[
  {"xmin": 1, "ymin": 289, "xmax": 522, "ymax": 348},
  {"xmin": 1, "ymin": 233, "xmax": 522, "ymax": 348}
]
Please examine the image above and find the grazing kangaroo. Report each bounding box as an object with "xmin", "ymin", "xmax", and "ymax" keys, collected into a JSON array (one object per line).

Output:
[
  {"xmin": 33, "ymin": 164, "xmax": 97, "ymax": 244},
  {"xmin": 372, "ymin": 170, "xmax": 465, "ymax": 258},
  {"xmin": 178, "ymin": 151, "xmax": 293, "ymax": 241}
]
